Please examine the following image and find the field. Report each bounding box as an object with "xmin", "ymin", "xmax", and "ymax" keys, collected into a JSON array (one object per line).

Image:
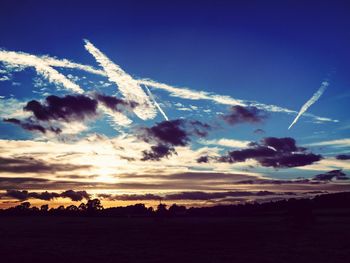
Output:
[{"xmin": 1, "ymin": 212, "xmax": 349, "ymax": 263}]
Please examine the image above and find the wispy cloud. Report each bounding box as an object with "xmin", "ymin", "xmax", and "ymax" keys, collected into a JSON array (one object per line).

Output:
[
  {"xmin": 199, "ymin": 138, "xmax": 250, "ymax": 148},
  {"xmin": 308, "ymin": 138, "xmax": 350, "ymax": 148},
  {"xmin": 288, "ymin": 80, "xmax": 329, "ymax": 129},
  {"xmin": 0, "ymin": 50, "xmax": 84, "ymax": 93}
]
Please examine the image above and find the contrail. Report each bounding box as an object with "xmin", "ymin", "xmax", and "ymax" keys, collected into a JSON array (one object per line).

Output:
[
  {"xmin": 0, "ymin": 47, "xmax": 338, "ymax": 124},
  {"xmin": 288, "ymin": 80, "xmax": 329, "ymax": 129},
  {"xmin": 0, "ymin": 50, "xmax": 84, "ymax": 93},
  {"xmin": 83, "ymin": 39, "xmax": 157, "ymax": 121},
  {"xmin": 0, "ymin": 49, "xmax": 132, "ymax": 127},
  {"xmin": 143, "ymin": 84, "xmax": 169, "ymax": 121}
]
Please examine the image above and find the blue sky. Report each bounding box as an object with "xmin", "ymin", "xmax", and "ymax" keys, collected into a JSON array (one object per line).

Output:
[{"xmin": 0, "ymin": 0, "xmax": 349, "ymax": 207}]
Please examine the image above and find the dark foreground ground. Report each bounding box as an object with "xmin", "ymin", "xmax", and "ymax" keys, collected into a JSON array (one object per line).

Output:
[{"xmin": 0, "ymin": 212, "xmax": 349, "ymax": 263}]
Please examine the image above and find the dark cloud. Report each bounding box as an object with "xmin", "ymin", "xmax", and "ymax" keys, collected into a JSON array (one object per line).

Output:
[
  {"xmin": 234, "ymin": 179, "xmax": 314, "ymax": 185},
  {"xmin": 164, "ymin": 191, "xmax": 269, "ymax": 200},
  {"xmin": 313, "ymin": 170, "xmax": 349, "ymax": 181},
  {"xmin": 4, "ymin": 190, "xmax": 31, "ymax": 201},
  {"xmin": 141, "ymin": 144, "xmax": 176, "ymax": 161},
  {"xmin": 0, "ymin": 156, "xmax": 90, "ymax": 174},
  {"xmin": 4, "ymin": 190, "xmax": 60, "ymax": 201},
  {"xmin": 24, "ymin": 95, "xmax": 98, "ymax": 122},
  {"xmin": 60, "ymin": 190, "xmax": 90, "ymax": 201},
  {"xmin": 217, "ymin": 137, "xmax": 322, "ymax": 168},
  {"xmin": 3, "ymin": 118, "xmax": 61, "ymax": 134},
  {"xmin": 3, "ymin": 94, "xmax": 137, "ymax": 135},
  {"xmin": 196, "ymin": 156, "xmax": 209, "ymax": 163},
  {"xmin": 140, "ymin": 119, "xmax": 210, "ymax": 146},
  {"xmin": 336, "ymin": 154, "xmax": 350, "ymax": 160},
  {"xmin": 140, "ymin": 119, "xmax": 189, "ymax": 146},
  {"xmin": 254, "ymin": 128, "xmax": 265, "ymax": 134},
  {"xmin": 3, "ymin": 189, "xmax": 90, "ymax": 201},
  {"xmin": 3, "ymin": 118, "xmax": 21, "ymax": 125},
  {"xmin": 0, "ymin": 177, "xmax": 98, "ymax": 190},
  {"xmin": 95, "ymin": 93, "xmax": 137, "ymax": 112},
  {"xmin": 139, "ymin": 119, "xmax": 211, "ymax": 161},
  {"xmin": 4, "ymin": 94, "xmax": 98, "ymax": 134},
  {"xmin": 221, "ymin": 106, "xmax": 267, "ymax": 126}
]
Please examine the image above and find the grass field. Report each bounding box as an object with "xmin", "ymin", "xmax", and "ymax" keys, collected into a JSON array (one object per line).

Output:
[{"xmin": 1, "ymin": 213, "xmax": 349, "ymax": 263}]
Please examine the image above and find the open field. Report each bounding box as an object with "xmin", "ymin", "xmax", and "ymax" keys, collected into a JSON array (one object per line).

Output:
[{"xmin": 1, "ymin": 212, "xmax": 349, "ymax": 263}]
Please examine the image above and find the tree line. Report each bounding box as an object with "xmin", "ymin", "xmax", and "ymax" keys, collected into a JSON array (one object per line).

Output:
[{"xmin": 0, "ymin": 192, "xmax": 349, "ymax": 218}]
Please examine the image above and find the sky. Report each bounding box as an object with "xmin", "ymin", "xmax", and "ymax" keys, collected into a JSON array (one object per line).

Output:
[{"xmin": 0, "ymin": 0, "xmax": 349, "ymax": 208}]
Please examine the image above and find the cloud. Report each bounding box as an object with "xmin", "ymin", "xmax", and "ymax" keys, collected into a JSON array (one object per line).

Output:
[
  {"xmin": 99, "ymin": 193, "xmax": 162, "ymax": 201},
  {"xmin": 308, "ymin": 138, "xmax": 350, "ymax": 148},
  {"xmin": 141, "ymin": 144, "xmax": 177, "ymax": 161},
  {"xmin": 24, "ymin": 94, "xmax": 98, "ymax": 122},
  {"xmin": 199, "ymin": 138, "xmax": 250, "ymax": 148},
  {"xmin": 4, "ymin": 190, "xmax": 60, "ymax": 201},
  {"xmin": 254, "ymin": 129, "xmax": 265, "ymax": 134},
  {"xmin": 0, "ymin": 156, "xmax": 90, "ymax": 174},
  {"xmin": 288, "ymin": 80, "xmax": 329, "ymax": 129},
  {"xmin": 95, "ymin": 93, "xmax": 137, "ymax": 112},
  {"xmin": 221, "ymin": 105, "xmax": 267, "ymax": 126},
  {"xmin": 217, "ymin": 137, "xmax": 322, "ymax": 168},
  {"xmin": 60, "ymin": 190, "xmax": 90, "ymax": 201},
  {"xmin": 139, "ymin": 119, "xmax": 211, "ymax": 161},
  {"xmin": 3, "ymin": 94, "xmax": 137, "ymax": 133},
  {"xmin": 295, "ymin": 157, "xmax": 350, "ymax": 172},
  {"xmin": 312, "ymin": 170, "xmax": 349, "ymax": 181},
  {"xmin": 83, "ymin": 39, "xmax": 157, "ymax": 120},
  {"xmin": 140, "ymin": 119, "xmax": 210, "ymax": 146},
  {"xmin": 140, "ymin": 119, "xmax": 190, "ymax": 146},
  {"xmin": 164, "ymin": 190, "xmax": 276, "ymax": 200},
  {"xmin": 3, "ymin": 118, "xmax": 58, "ymax": 134},
  {"xmin": 3, "ymin": 189, "xmax": 90, "ymax": 201},
  {"xmin": 197, "ymin": 155, "xmax": 209, "ymax": 163},
  {"xmin": 0, "ymin": 49, "xmax": 83, "ymax": 93},
  {"xmin": 336, "ymin": 154, "xmax": 350, "ymax": 160},
  {"xmin": 3, "ymin": 94, "xmax": 100, "ymax": 135}
]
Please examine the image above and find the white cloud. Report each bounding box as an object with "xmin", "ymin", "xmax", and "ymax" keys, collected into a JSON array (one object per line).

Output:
[
  {"xmin": 199, "ymin": 138, "xmax": 250, "ymax": 148},
  {"xmin": 308, "ymin": 138, "xmax": 350, "ymax": 148},
  {"xmin": 0, "ymin": 97, "xmax": 29, "ymax": 119},
  {"xmin": 0, "ymin": 134, "xmax": 264, "ymax": 185},
  {"xmin": 296, "ymin": 158, "xmax": 350, "ymax": 171},
  {"xmin": 0, "ymin": 75, "xmax": 10, "ymax": 81}
]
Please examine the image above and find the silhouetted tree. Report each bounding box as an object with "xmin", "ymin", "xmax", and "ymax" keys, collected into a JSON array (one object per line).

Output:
[
  {"xmin": 169, "ymin": 204, "xmax": 187, "ymax": 216},
  {"xmin": 86, "ymin": 199, "xmax": 103, "ymax": 214},
  {"xmin": 66, "ymin": 205, "xmax": 78, "ymax": 211},
  {"xmin": 156, "ymin": 203, "xmax": 167, "ymax": 216},
  {"xmin": 57, "ymin": 205, "xmax": 65, "ymax": 211},
  {"xmin": 78, "ymin": 202, "xmax": 87, "ymax": 211},
  {"xmin": 40, "ymin": 204, "xmax": 49, "ymax": 212},
  {"xmin": 20, "ymin": 202, "xmax": 31, "ymax": 210}
]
